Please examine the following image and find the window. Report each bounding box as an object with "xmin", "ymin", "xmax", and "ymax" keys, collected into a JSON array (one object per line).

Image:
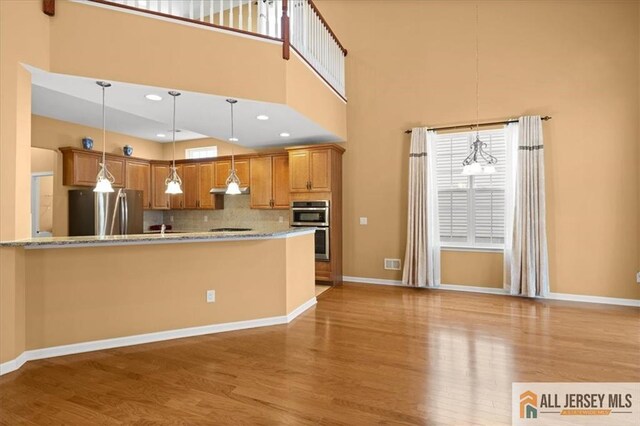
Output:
[
  {"xmin": 185, "ymin": 146, "xmax": 218, "ymax": 159},
  {"xmin": 435, "ymin": 128, "xmax": 506, "ymax": 249}
]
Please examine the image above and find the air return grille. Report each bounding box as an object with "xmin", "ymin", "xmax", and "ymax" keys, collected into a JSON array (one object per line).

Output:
[{"xmin": 384, "ymin": 259, "xmax": 401, "ymax": 270}]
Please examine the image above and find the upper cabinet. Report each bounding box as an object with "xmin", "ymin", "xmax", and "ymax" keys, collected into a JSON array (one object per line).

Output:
[
  {"xmin": 250, "ymin": 154, "xmax": 289, "ymax": 209},
  {"xmin": 125, "ymin": 159, "xmax": 151, "ymax": 209},
  {"xmin": 61, "ymin": 147, "xmax": 125, "ymax": 188},
  {"xmin": 213, "ymin": 159, "xmax": 250, "ymax": 189},
  {"xmin": 174, "ymin": 162, "xmax": 223, "ymax": 210},
  {"xmin": 287, "ymin": 145, "xmax": 344, "ymax": 193},
  {"xmin": 150, "ymin": 163, "xmax": 171, "ymax": 210}
]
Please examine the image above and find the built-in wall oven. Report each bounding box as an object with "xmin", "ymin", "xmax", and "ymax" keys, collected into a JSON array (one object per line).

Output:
[{"xmin": 291, "ymin": 200, "xmax": 330, "ymax": 261}]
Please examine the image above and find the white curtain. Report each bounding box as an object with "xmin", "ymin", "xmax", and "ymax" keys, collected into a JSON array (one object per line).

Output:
[
  {"xmin": 506, "ymin": 116, "xmax": 550, "ymax": 297},
  {"xmin": 402, "ymin": 128, "xmax": 440, "ymax": 287},
  {"xmin": 503, "ymin": 122, "xmax": 518, "ymax": 292}
]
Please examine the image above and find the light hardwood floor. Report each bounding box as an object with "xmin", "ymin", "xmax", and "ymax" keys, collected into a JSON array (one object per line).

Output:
[{"xmin": 1, "ymin": 283, "xmax": 638, "ymax": 425}]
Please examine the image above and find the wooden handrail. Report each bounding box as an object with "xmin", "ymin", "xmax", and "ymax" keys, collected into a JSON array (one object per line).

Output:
[
  {"xmin": 43, "ymin": 0, "xmax": 55, "ymax": 16},
  {"xmin": 307, "ymin": 0, "xmax": 347, "ymax": 56}
]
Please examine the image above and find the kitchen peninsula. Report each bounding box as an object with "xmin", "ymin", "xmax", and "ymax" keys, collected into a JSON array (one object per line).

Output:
[{"xmin": 0, "ymin": 227, "xmax": 315, "ymax": 374}]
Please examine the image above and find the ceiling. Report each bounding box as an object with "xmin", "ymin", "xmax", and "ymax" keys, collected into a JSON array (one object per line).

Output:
[{"xmin": 29, "ymin": 66, "xmax": 340, "ymax": 147}]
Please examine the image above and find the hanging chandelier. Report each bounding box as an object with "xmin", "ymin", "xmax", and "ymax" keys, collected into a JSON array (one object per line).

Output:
[
  {"xmin": 224, "ymin": 99, "xmax": 241, "ymax": 195},
  {"xmin": 94, "ymin": 81, "xmax": 115, "ymax": 193},
  {"xmin": 165, "ymin": 90, "xmax": 183, "ymax": 194},
  {"xmin": 461, "ymin": 4, "xmax": 496, "ymax": 176}
]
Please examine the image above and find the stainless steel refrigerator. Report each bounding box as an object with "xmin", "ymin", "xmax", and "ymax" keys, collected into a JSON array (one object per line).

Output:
[{"xmin": 68, "ymin": 189, "xmax": 144, "ymax": 236}]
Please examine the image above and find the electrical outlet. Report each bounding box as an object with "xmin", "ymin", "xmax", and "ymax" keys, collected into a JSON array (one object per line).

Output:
[
  {"xmin": 636, "ymin": 272, "xmax": 640, "ymax": 284},
  {"xmin": 206, "ymin": 290, "xmax": 215, "ymax": 303},
  {"xmin": 360, "ymin": 217, "xmax": 368, "ymax": 225},
  {"xmin": 170, "ymin": 215, "xmax": 174, "ymax": 222},
  {"xmin": 384, "ymin": 258, "xmax": 401, "ymax": 270},
  {"xmin": 204, "ymin": 215, "xmax": 208, "ymax": 222},
  {"xmin": 279, "ymin": 216, "xmax": 284, "ymax": 223}
]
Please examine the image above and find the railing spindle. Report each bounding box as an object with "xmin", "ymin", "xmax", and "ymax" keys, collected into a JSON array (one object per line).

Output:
[
  {"xmin": 248, "ymin": 0, "xmax": 253, "ymax": 32},
  {"xmin": 239, "ymin": 0, "xmax": 243, "ymax": 30},
  {"xmin": 230, "ymin": 0, "xmax": 234, "ymax": 29}
]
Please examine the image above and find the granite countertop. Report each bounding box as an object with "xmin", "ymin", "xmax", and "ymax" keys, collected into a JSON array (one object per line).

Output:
[{"xmin": 0, "ymin": 226, "xmax": 315, "ymax": 249}]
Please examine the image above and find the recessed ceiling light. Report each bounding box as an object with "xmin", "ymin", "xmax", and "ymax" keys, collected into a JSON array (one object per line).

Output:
[
  {"xmin": 156, "ymin": 133, "xmax": 166, "ymax": 138},
  {"xmin": 145, "ymin": 94, "xmax": 163, "ymax": 101},
  {"xmin": 167, "ymin": 129, "xmax": 182, "ymax": 133},
  {"xmin": 256, "ymin": 115, "xmax": 269, "ymax": 121},
  {"xmin": 229, "ymin": 137, "xmax": 239, "ymax": 142},
  {"xmin": 280, "ymin": 132, "xmax": 290, "ymax": 137}
]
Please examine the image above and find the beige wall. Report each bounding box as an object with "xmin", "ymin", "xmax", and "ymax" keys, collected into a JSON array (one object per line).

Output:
[
  {"xmin": 316, "ymin": 0, "xmax": 640, "ymax": 299},
  {"xmin": 286, "ymin": 53, "xmax": 348, "ymax": 141},
  {"xmin": 0, "ymin": 0, "xmax": 50, "ymax": 366},
  {"xmin": 24, "ymin": 235, "xmax": 314, "ymax": 351},
  {"xmin": 50, "ymin": 0, "xmax": 286, "ymax": 105}
]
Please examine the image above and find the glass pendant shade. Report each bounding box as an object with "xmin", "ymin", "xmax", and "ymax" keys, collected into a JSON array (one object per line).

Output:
[
  {"xmin": 483, "ymin": 164, "xmax": 496, "ymax": 175},
  {"xmin": 462, "ymin": 162, "xmax": 483, "ymax": 176},
  {"xmin": 94, "ymin": 174, "xmax": 114, "ymax": 193},
  {"xmin": 225, "ymin": 181, "xmax": 241, "ymax": 195},
  {"xmin": 165, "ymin": 179, "xmax": 183, "ymax": 194}
]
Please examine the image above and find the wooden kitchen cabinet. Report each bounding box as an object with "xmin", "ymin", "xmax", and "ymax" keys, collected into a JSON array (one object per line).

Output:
[
  {"xmin": 125, "ymin": 159, "xmax": 151, "ymax": 209},
  {"xmin": 60, "ymin": 147, "xmax": 124, "ymax": 188},
  {"xmin": 198, "ymin": 162, "xmax": 218, "ymax": 209},
  {"xmin": 213, "ymin": 159, "xmax": 250, "ymax": 189},
  {"xmin": 250, "ymin": 155, "xmax": 289, "ymax": 209},
  {"xmin": 168, "ymin": 162, "xmax": 223, "ymax": 210},
  {"xmin": 150, "ymin": 163, "xmax": 171, "ymax": 210},
  {"xmin": 286, "ymin": 144, "xmax": 345, "ymax": 285},
  {"xmin": 288, "ymin": 148, "xmax": 331, "ymax": 193},
  {"xmin": 181, "ymin": 163, "xmax": 198, "ymax": 209}
]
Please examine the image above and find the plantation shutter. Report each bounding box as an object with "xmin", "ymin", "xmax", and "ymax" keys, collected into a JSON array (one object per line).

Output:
[
  {"xmin": 436, "ymin": 133, "xmax": 470, "ymax": 243},
  {"xmin": 473, "ymin": 131, "xmax": 506, "ymax": 244},
  {"xmin": 435, "ymin": 129, "xmax": 507, "ymax": 247}
]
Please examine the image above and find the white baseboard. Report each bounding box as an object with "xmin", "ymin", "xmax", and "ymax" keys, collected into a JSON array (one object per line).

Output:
[
  {"xmin": 342, "ymin": 275, "xmax": 640, "ymax": 307},
  {"xmin": 545, "ymin": 292, "xmax": 640, "ymax": 307},
  {"xmin": 0, "ymin": 297, "xmax": 316, "ymax": 377},
  {"xmin": 287, "ymin": 297, "xmax": 318, "ymax": 322}
]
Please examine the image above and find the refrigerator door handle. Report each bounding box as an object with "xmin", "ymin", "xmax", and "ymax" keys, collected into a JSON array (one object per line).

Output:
[
  {"xmin": 109, "ymin": 189, "xmax": 122, "ymax": 236},
  {"xmin": 122, "ymin": 192, "xmax": 129, "ymax": 235}
]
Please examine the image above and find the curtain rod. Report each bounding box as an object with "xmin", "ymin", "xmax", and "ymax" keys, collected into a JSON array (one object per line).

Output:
[{"xmin": 404, "ymin": 116, "xmax": 552, "ymax": 134}]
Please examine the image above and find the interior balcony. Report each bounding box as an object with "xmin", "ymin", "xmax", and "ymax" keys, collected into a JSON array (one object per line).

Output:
[{"xmin": 41, "ymin": 0, "xmax": 347, "ymax": 143}]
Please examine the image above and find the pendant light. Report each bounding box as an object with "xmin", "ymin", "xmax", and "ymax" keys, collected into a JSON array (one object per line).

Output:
[
  {"xmin": 165, "ymin": 91, "xmax": 183, "ymax": 194},
  {"xmin": 94, "ymin": 81, "xmax": 115, "ymax": 193},
  {"xmin": 224, "ymin": 99, "xmax": 242, "ymax": 195},
  {"xmin": 462, "ymin": 4, "xmax": 497, "ymax": 176}
]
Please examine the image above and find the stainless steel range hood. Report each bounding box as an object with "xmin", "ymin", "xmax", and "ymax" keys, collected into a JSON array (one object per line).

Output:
[{"xmin": 209, "ymin": 187, "xmax": 250, "ymax": 194}]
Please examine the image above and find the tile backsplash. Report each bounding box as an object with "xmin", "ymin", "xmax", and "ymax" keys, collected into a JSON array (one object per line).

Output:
[{"xmin": 144, "ymin": 194, "xmax": 289, "ymax": 232}]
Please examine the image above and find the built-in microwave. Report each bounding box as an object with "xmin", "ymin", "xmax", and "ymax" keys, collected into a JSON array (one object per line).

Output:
[
  {"xmin": 290, "ymin": 200, "xmax": 330, "ymax": 260},
  {"xmin": 290, "ymin": 200, "xmax": 329, "ymax": 226}
]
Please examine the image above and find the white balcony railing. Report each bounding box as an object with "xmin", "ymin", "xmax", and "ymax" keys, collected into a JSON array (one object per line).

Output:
[
  {"xmin": 90, "ymin": 0, "xmax": 346, "ymax": 99},
  {"xmin": 289, "ymin": 0, "xmax": 346, "ymax": 98}
]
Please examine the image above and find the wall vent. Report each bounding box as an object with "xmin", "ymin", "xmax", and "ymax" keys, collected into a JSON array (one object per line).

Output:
[{"xmin": 384, "ymin": 258, "xmax": 401, "ymax": 270}]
